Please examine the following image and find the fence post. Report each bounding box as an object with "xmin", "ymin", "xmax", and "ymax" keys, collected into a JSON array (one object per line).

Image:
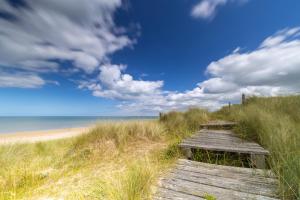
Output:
[
  {"xmin": 228, "ymin": 102, "xmax": 231, "ymax": 109},
  {"xmin": 242, "ymin": 93, "xmax": 246, "ymax": 105}
]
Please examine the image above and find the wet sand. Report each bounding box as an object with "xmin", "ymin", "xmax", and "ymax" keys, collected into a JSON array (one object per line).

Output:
[{"xmin": 0, "ymin": 127, "xmax": 92, "ymax": 145}]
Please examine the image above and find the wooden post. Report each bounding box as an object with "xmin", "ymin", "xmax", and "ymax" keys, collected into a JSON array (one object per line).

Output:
[
  {"xmin": 228, "ymin": 102, "xmax": 231, "ymax": 109},
  {"xmin": 242, "ymin": 93, "xmax": 246, "ymax": 105},
  {"xmin": 182, "ymin": 147, "xmax": 193, "ymax": 160},
  {"xmin": 251, "ymin": 154, "xmax": 266, "ymax": 169}
]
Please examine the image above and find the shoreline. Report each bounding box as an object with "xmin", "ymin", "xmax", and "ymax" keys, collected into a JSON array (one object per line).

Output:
[{"xmin": 0, "ymin": 126, "xmax": 92, "ymax": 145}]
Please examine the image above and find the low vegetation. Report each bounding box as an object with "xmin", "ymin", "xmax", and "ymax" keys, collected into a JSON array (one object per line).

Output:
[
  {"xmin": 0, "ymin": 121, "xmax": 164, "ymax": 199},
  {"xmin": 0, "ymin": 109, "xmax": 209, "ymax": 200},
  {"xmin": 160, "ymin": 96, "xmax": 300, "ymax": 199},
  {"xmin": 1, "ymin": 97, "xmax": 298, "ymax": 199},
  {"xmin": 159, "ymin": 108, "xmax": 210, "ymax": 139},
  {"xmin": 213, "ymin": 95, "xmax": 300, "ymax": 199}
]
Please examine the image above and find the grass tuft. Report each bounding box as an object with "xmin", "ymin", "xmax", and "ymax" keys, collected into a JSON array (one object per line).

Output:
[
  {"xmin": 159, "ymin": 107, "xmax": 210, "ymax": 139},
  {"xmin": 92, "ymin": 159, "xmax": 155, "ymax": 200}
]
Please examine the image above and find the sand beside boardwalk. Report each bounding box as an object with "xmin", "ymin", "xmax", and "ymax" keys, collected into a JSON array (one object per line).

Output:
[{"xmin": 0, "ymin": 126, "xmax": 92, "ymax": 145}]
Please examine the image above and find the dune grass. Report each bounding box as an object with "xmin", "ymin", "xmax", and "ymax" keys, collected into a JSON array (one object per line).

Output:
[
  {"xmin": 0, "ymin": 110, "xmax": 210, "ymax": 200},
  {"xmin": 0, "ymin": 121, "xmax": 168, "ymax": 199},
  {"xmin": 213, "ymin": 95, "xmax": 300, "ymax": 199},
  {"xmin": 2, "ymin": 100, "xmax": 297, "ymax": 199},
  {"xmin": 0, "ymin": 109, "xmax": 208, "ymax": 200},
  {"xmin": 159, "ymin": 108, "xmax": 210, "ymax": 139}
]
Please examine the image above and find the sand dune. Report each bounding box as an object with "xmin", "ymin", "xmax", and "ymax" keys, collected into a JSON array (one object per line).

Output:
[{"xmin": 0, "ymin": 127, "xmax": 91, "ymax": 145}]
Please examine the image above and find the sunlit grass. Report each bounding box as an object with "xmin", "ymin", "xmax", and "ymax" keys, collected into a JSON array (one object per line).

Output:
[
  {"xmin": 90, "ymin": 159, "xmax": 157, "ymax": 200},
  {"xmin": 0, "ymin": 114, "xmax": 208, "ymax": 200},
  {"xmin": 213, "ymin": 95, "xmax": 300, "ymax": 199},
  {"xmin": 0, "ymin": 121, "xmax": 168, "ymax": 199},
  {"xmin": 3, "ymin": 100, "xmax": 297, "ymax": 199},
  {"xmin": 0, "ymin": 108, "xmax": 210, "ymax": 200},
  {"xmin": 159, "ymin": 107, "xmax": 210, "ymax": 139}
]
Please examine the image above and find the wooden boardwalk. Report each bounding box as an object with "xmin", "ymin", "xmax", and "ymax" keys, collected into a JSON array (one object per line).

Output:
[
  {"xmin": 154, "ymin": 121, "xmax": 278, "ymax": 200},
  {"xmin": 179, "ymin": 129, "xmax": 269, "ymax": 168},
  {"xmin": 154, "ymin": 159, "xmax": 279, "ymax": 200},
  {"xmin": 200, "ymin": 120, "xmax": 237, "ymax": 129}
]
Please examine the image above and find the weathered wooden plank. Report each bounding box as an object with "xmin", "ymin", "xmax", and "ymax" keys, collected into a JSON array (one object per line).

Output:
[
  {"xmin": 177, "ymin": 159, "xmax": 276, "ymax": 178},
  {"xmin": 198, "ymin": 129, "xmax": 236, "ymax": 133},
  {"xmin": 187, "ymin": 137, "xmax": 243, "ymax": 143},
  {"xmin": 179, "ymin": 129, "xmax": 269, "ymax": 155},
  {"xmin": 173, "ymin": 166, "xmax": 277, "ymax": 187},
  {"xmin": 187, "ymin": 136, "xmax": 243, "ymax": 142},
  {"xmin": 153, "ymin": 161, "xmax": 279, "ymax": 199},
  {"xmin": 154, "ymin": 188, "xmax": 205, "ymax": 200},
  {"xmin": 159, "ymin": 178, "xmax": 279, "ymax": 200},
  {"xmin": 182, "ymin": 138, "xmax": 265, "ymax": 148},
  {"xmin": 200, "ymin": 122, "xmax": 237, "ymax": 128},
  {"xmin": 175, "ymin": 164, "xmax": 277, "ymax": 184},
  {"xmin": 188, "ymin": 133, "xmax": 242, "ymax": 139},
  {"xmin": 183, "ymin": 140, "xmax": 257, "ymax": 147},
  {"xmin": 183, "ymin": 143, "xmax": 265, "ymax": 151},
  {"xmin": 180, "ymin": 143, "xmax": 269, "ymax": 154},
  {"xmin": 180, "ymin": 141, "xmax": 267, "ymax": 152},
  {"xmin": 201, "ymin": 120, "xmax": 237, "ymax": 125},
  {"xmin": 200, "ymin": 121, "xmax": 237, "ymax": 129},
  {"xmin": 191, "ymin": 133, "xmax": 242, "ymax": 139},
  {"xmin": 196, "ymin": 129, "xmax": 237, "ymax": 135},
  {"xmin": 191, "ymin": 130, "xmax": 249, "ymax": 140},
  {"xmin": 189, "ymin": 133, "xmax": 247, "ymax": 142},
  {"xmin": 174, "ymin": 166, "xmax": 278, "ymax": 189},
  {"xmin": 184, "ymin": 131, "xmax": 256, "ymax": 143},
  {"xmin": 168, "ymin": 169, "xmax": 277, "ymax": 197},
  {"xmin": 187, "ymin": 134, "xmax": 240, "ymax": 139}
]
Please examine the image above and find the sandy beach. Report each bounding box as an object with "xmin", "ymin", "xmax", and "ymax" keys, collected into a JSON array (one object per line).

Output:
[{"xmin": 0, "ymin": 126, "xmax": 92, "ymax": 145}]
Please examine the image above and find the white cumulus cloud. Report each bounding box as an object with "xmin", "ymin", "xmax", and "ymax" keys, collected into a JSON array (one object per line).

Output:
[
  {"xmin": 79, "ymin": 64, "xmax": 164, "ymax": 101},
  {"xmin": 0, "ymin": 0, "xmax": 132, "ymax": 86},
  {"xmin": 191, "ymin": 0, "xmax": 248, "ymax": 20},
  {"xmin": 205, "ymin": 27, "xmax": 300, "ymax": 92}
]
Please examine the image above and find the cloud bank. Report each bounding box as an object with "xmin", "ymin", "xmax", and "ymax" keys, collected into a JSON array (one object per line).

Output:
[{"xmin": 112, "ymin": 27, "xmax": 300, "ymax": 114}]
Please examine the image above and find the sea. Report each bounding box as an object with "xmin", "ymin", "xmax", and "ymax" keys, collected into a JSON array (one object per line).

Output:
[{"xmin": 0, "ymin": 116, "xmax": 157, "ymax": 134}]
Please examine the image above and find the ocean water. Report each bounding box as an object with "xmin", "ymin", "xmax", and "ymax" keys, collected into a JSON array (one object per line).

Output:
[{"xmin": 0, "ymin": 116, "xmax": 156, "ymax": 134}]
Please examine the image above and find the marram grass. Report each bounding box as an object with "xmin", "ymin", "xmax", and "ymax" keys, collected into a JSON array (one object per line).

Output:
[
  {"xmin": 0, "ymin": 112, "xmax": 209, "ymax": 200},
  {"xmin": 2, "ymin": 100, "xmax": 297, "ymax": 200},
  {"xmin": 0, "ymin": 121, "xmax": 166, "ymax": 199}
]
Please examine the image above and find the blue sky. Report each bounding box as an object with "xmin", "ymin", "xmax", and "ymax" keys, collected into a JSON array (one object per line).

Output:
[{"xmin": 0, "ymin": 0, "xmax": 300, "ymax": 116}]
